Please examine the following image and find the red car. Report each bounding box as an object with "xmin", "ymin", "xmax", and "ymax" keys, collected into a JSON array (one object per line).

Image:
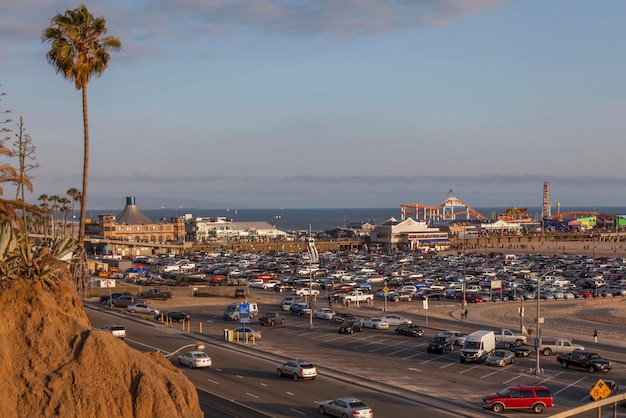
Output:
[
  {"xmin": 482, "ymin": 385, "xmax": 553, "ymax": 414},
  {"xmin": 578, "ymin": 290, "xmax": 594, "ymax": 298}
]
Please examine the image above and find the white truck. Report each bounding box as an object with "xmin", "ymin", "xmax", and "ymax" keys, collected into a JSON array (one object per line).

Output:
[
  {"xmin": 494, "ymin": 329, "xmax": 527, "ymax": 347},
  {"xmin": 537, "ymin": 338, "xmax": 585, "ymax": 356},
  {"xmin": 460, "ymin": 330, "xmax": 496, "ymax": 363},
  {"xmin": 340, "ymin": 291, "xmax": 373, "ymax": 305}
]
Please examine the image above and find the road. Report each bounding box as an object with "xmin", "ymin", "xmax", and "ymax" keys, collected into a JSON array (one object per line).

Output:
[{"xmin": 88, "ymin": 308, "xmax": 469, "ymax": 418}]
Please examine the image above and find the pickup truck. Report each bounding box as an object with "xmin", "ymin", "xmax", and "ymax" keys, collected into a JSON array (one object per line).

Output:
[
  {"xmin": 136, "ymin": 289, "xmax": 173, "ymax": 301},
  {"xmin": 340, "ymin": 291, "xmax": 373, "ymax": 305},
  {"xmin": 538, "ymin": 338, "xmax": 585, "ymax": 356},
  {"xmin": 494, "ymin": 329, "xmax": 527, "ymax": 347},
  {"xmin": 556, "ymin": 349, "xmax": 612, "ymax": 373}
]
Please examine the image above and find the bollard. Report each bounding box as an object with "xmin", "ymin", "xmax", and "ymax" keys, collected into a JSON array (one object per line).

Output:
[
  {"xmin": 223, "ymin": 329, "xmax": 229, "ymax": 341},
  {"xmin": 199, "ymin": 322, "xmax": 203, "ymax": 334}
]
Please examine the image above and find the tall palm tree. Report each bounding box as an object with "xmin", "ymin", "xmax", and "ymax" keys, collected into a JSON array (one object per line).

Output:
[
  {"xmin": 66, "ymin": 187, "xmax": 80, "ymax": 237},
  {"xmin": 42, "ymin": 4, "xmax": 121, "ymax": 286}
]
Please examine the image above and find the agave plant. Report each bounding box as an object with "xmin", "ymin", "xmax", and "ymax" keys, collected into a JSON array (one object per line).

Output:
[{"xmin": 0, "ymin": 222, "xmax": 75, "ymax": 290}]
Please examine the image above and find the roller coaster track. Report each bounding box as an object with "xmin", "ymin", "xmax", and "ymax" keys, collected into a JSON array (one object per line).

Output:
[{"xmin": 400, "ymin": 197, "xmax": 489, "ymax": 223}]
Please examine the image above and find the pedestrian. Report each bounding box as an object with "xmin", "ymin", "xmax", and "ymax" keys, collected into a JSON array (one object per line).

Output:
[
  {"xmin": 593, "ymin": 329, "xmax": 598, "ymax": 343},
  {"xmin": 460, "ymin": 309, "xmax": 465, "ymax": 320},
  {"xmin": 328, "ymin": 296, "xmax": 332, "ymax": 309},
  {"xmin": 464, "ymin": 308, "xmax": 468, "ymax": 319}
]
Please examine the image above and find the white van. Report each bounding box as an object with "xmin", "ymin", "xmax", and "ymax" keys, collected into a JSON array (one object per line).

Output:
[
  {"xmin": 222, "ymin": 302, "xmax": 259, "ymax": 321},
  {"xmin": 460, "ymin": 330, "xmax": 496, "ymax": 363}
]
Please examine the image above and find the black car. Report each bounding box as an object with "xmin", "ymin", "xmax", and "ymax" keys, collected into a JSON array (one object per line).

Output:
[
  {"xmin": 333, "ymin": 313, "xmax": 356, "ymax": 323},
  {"xmin": 157, "ymin": 311, "xmax": 190, "ymax": 323},
  {"xmin": 495, "ymin": 341, "xmax": 532, "ymax": 357},
  {"xmin": 427, "ymin": 336, "xmax": 455, "ymax": 353},
  {"xmin": 395, "ymin": 323, "xmax": 424, "ymax": 337},
  {"xmin": 338, "ymin": 320, "xmax": 363, "ymax": 334}
]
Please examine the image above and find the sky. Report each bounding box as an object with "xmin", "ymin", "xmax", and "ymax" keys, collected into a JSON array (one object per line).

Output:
[{"xmin": 2, "ymin": 0, "xmax": 626, "ymax": 210}]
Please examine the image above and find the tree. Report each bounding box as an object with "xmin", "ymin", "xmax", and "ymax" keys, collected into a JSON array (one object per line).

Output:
[
  {"xmin": 66, "ymin": 187, "xmax": 81, "ymax": 237},
  {"xmin": 49, "ymin": 194, "xmax": 60, "ymax": 238},
  {"xmin": 37, "ymin": 194, "xmax": 49, "ymax": 235},
  {"xmin": 58, "ymin": 197, "xmax": 71, "ymax": 235},
  {"xmin": 42, "ymin": 4, "xmax": 121, "ymax": 287}
]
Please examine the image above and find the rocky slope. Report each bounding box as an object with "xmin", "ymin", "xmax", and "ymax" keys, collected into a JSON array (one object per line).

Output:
[{"xmin": 0, "ymin": 273, "xmax": 203, "ymax": 418}]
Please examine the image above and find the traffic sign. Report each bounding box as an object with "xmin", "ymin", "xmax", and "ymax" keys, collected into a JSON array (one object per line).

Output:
[
  {"xmin": 589, "ymin": 378, "xmax": 612, "ymax": 401},
  {"xmin": 239, "ymin": 303, "xmax": 251, "ymax": 324},
  {"xmin": 383, "ymin": 286, "xmax": 389, "ymax": 293}
]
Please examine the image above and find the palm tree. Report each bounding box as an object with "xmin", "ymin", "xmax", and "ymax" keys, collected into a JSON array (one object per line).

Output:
[
  {"xmin": 42, "ymin": 4, "xmax": 121, "ymax": 286},
  {"xmin": 66, "ymin": 187, "xmax": 80, "ymax": 237},
  {"xmin": 58, "ymin": 197, "xmax": 70, "ymax": 235},
  {"xmin": 37, "ymin": 194, "xmax": 49, "ymax": 236},
  {"xmin": 49, "ymin": 194, "xmax": 60, "ymax": 238}
]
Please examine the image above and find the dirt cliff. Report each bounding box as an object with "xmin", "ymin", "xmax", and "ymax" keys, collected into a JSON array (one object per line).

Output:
[{"xmin": 0, "ymin": 273, "xmax": 203, "ymax": 418}]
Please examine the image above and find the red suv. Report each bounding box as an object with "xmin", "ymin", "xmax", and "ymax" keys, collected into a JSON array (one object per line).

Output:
[{"xmin": 482, "ymin": 385, "xmax": 554, "ymax": 414}]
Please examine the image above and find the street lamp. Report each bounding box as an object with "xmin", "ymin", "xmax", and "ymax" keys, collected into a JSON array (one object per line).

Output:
[
  {"xmin": 163, "ymin": 342, "xmax": 206, "ymax": 359},
  {"xmin": 533, "ymin": 269, "xmax": 557, "ymax": 375}
]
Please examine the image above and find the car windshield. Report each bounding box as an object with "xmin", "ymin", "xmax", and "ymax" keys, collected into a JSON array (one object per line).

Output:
[
  {"xmin": 348, "ymin": 401, "xmax": 367, "ymax": 408},
  {"xmin": 431, "ymin": 337, "xmax": 445, "ymax": 343},
  {"xmin": 299, "ymin": 363, "xmax": 314, "ymax": 368},
  {"xmin": 497, "ymin": 387, "xmax": 513, "ymax": 396},
  {"xmin": 464, "ymin": 341, "xmax": 481, "ymax": 349}
]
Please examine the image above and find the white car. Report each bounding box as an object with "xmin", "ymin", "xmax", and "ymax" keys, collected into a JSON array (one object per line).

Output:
[
  {"xmin": 177, "ymin": 351, "xmax": 212, "ymax": 368},
  {"xmin": 314, "ymin": 308, "xmax": 336, "ymax": 320},
  {"xmin": 380, "ymin": 314, "xmax": 412, "ymax": 326},
  {"xmin": 281, "ymin": 300, "xmax": 294, "ymax": 311},
  {"xmin": 102, "ymin": 324, "xmax": 126, "ymax": 339},
  {"xmin": 361, "ymin": 317, "xmax": 389, "ymax": 329},
  {"xmin": 294, "ymin": 288, "xmax": 320, "ymax": 296},
  {"xmin": 261, "ymin": 280, "xmax": 281, "ymax": 290},
  {"xmin": 126, "ymin": 303, "xmax": 160, "ymax": 315}
]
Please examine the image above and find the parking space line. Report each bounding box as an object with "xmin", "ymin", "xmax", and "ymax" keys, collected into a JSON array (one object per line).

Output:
[
  {"xmin": 538, "ymin": 371, "xmax": 564, "ymax": 384},
  {"xmin": 386, "ymin": 347, "xmax": 411, "ymax": 356},
  {"xmin": 402, "ymin": 351, "xmax": 426, "ymax": 360},
  {"xmin": 553, "ymin": 376, "xmax": 587, "ymax": 396},
  {"xmin": 503, "ymin": 374, "xmax": 525, "ymax": 384},
  {"xmin": 480, "ymin": 369, "xmax": 502, "ymax": 379},
  {"xmin": 458, "ymin": 364, "xmax": 481, "ymax": 375},
  {"xmin": 438, "ymin": 361, "xmax": 457, "ymax": 370}
]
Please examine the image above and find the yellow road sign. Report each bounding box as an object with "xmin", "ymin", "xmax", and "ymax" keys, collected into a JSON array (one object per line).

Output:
[
  {"xmin": 590, "ymin": 379, "xmax": 612, "ymax": 401},
  {"xmin": 383, "ymin": 286, "xmax": 389, "ymax": 293}
]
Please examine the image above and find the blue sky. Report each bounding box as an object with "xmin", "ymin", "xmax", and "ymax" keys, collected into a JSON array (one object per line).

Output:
[{"xmin": 2, "ymin": 0, "xmax": 626, "ymax": 210}]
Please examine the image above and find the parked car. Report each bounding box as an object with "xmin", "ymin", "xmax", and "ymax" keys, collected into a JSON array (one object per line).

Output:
[
  {"xmin": 261, "ymin": 280, "xmax": 281, "ymax": 290},
  {"xmin": 438, "ymin": 330, "xmax": 468, "ymax": 346},
  {"xmin": 379, "ymin": 314, "xmax": 411, "ymax": 326},
  {"xmin": 486, "ymin": 349, "xmax": 516, "ymax": 367},
  {"xmin": 234, "ymin": 288, "xmax": 246, "ymax": 298},
  {"xmin": 157, "ymin": 311, "xmax": 190, "ymax": 323},
  {"xmin": 427, "ymin": 336, "xmax": 454, "ymax": 353},
  {"xmin": 126, "ymin": 303, "xmax": 160, "ymax": 315},
  {"xmin": 112, "ymin": 295, "xmax": 144, "ymax": 308},
  {"xmin": 361, "ymin": 317, "xmax": 390, "ymax": 329},
  {"xmin": 177, "ymin": 351, "xmax": 212, "ymax": 368},
  {"xmin": 290, "ymin": 303, "xmax": 311, "ymax": 316},
  {"xmin": 259, "ymin": 312, "xmax": 286, "ymax": 326},
  {"xmin": 233, "ymin": 327, "xmax": 262, "ymax": 341},
  {"xmin": 332, "ymin": 312, "xmax": 356, "ymax": 323},
  {"xmin": 102, "ymin": 324, "xmax": 126, "ymax": 339},
  {"xmin": 495, "ymin": 341, "xmax": 532, "ymax": 357},
  {"xmin": 314, "ymin": 308, "xmax": 336, "ymax": 320},
  {"xmin": 294, "ymin": 288, "xmax": 320, "ymax": 297},
  {"xmin": 318, "ymin": 398, "xmax": 374, "ymax": 418},
  {"xmin": 276, "ymin": 359, "xmax": 318, "ymax": 381},
  {"xmin": 482, "ymin": 385, "xmax": 554, "ymax": 414},
  {"xmin": 338, "ymin": 319, "xmax": 363, "ymax": 334},
  {"xmin": 395, "ymin": 323, "xmax": 424, "ymax": 337}
]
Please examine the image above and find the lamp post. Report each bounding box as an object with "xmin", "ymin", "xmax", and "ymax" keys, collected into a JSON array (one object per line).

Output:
[
  {"xmin": 533, "ymin": 269, "xmax": 556, "ymax": 375},
  {"xmin": 163, "ymin": 342, "xmax": 206, "ymax": 359}
]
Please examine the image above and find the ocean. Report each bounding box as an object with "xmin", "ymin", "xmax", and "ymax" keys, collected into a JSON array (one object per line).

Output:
[{"xmin": 88, "ymin": 206, "xmax": 626, "ymax": 233}]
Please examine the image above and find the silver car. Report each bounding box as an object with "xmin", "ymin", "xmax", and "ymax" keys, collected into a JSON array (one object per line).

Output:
[
  {"xmin": 379, "ymin": 314, "xmax": 411, "ymax": 326},
  {"xmin": 126, "ymin": 303, "xmax": 160, "ymax": 315},
  {"xmin": 361, "ymin": 318, "xmax": 389, "ymax": 329},
  {"xmin": 486, "ymin": 349, "xmax": 516, "ymax": 367},
  {"xmin": 276, "ymin": 359, "xmax": 318, "ymax": 381},
  {"xmin": 318, "ymin": 398, "xmax": 373, "ymax": 418},
  {"xmin": 177, "ymin": 351, "xmax": 212, "ymax": 368}
]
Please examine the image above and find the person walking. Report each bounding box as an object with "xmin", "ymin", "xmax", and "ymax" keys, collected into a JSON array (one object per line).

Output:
[
  {"xmin": 593, "ymin": 329, "xmax": 598, "ymax": 343},
  {"xmin": 464, "ymin": 308, "xmax": 469, "ymax": 319}
]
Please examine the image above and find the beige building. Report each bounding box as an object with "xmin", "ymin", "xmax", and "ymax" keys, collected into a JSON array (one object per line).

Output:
[
  {"xmin": 97, "ymin": 197, "xmax": 185, "ymax": 243},
  {"xmin": 370, "ymin": 217, "xmax": 450, "ymax": 252}
]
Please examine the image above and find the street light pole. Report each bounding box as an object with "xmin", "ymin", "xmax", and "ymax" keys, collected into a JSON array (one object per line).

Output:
[{"xmin": 163, "ymin": 342, "xmax": 206, "ymax": 359}]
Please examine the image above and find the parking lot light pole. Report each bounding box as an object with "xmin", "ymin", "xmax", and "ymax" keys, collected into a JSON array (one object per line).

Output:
[{"xmin": 534, "ymin": 269, "xmax": 555, "ymax": 375}]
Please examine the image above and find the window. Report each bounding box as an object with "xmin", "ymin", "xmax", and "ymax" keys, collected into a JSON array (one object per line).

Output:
[{"xmin": 520, "ymin": 390, "xmax": 534, "ymax": 398}]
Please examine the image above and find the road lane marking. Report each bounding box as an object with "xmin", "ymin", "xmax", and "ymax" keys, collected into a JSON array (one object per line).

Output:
[
  {"xmin": 480, "ymin": 370, "xmax": 502, "ymax": 379},
  {"xmin": 438, "ymin": 362, "xmax": 457, "ymax": 369},
  {"xmin": 402, "ymin": 352, "xmax": 426, "ymax": 360},
  {"xmin": 538, "ymin": 371, "xmax": 563, "ymax": 384},
  {"xmin": 386, "ymin": 348, "xmax": 411, "ymax": 356},
  {"xmin": 285, "ymin": 392, "xmax": 294, "ymax": 396},
  {"xmin": 409, "ymin": 367, "xmax": 423, "ymax": 372},
  {"xmin": 236, "ymin": 375, "xmax": 244, "ymax": 379},
  {"xmin": 207, "ymin": 379, "xmax": 220, "ymax": 384},
  {"xmin": 290, "ymin": 408, "xmax": 306, "ymax": 415},
  {"xmin": 260, "ymin": 383, "xmax": 268, "ymax": 387},
  {"xmin": 246, "ymin": 393, "xmax": 259, "ymax": 398}
]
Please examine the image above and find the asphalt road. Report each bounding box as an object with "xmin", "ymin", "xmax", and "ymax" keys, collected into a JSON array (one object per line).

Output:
[
  {"xmin": 87, "ymin": 290, "xmax": 626, "ymax": 418},
  {"xmin": 87, "ymin": 308, "xmax": 471, "ymax": 418}
]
